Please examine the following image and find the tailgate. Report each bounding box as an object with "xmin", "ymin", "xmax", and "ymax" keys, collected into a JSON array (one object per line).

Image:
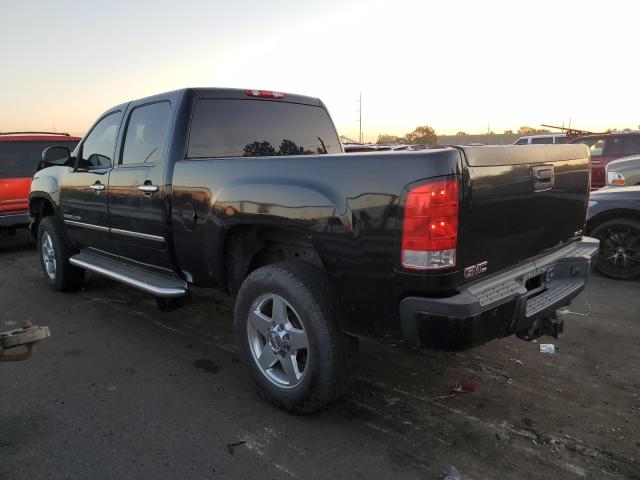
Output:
[{"xmin": 456, "ymin": 145, "xmax": 590, "ymax": 284}]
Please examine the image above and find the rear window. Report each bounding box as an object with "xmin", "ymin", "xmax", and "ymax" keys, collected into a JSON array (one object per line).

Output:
[
  {"xmin": 187, "ymin": 99, "xmax": 341, "ymax": 159},
  {"xmin": 0, "ymin": 141, "xmax": 79, "ymax": 178}
]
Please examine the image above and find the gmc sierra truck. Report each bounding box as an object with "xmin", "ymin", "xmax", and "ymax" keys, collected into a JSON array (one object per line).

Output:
[{"xmin": 30, "ymin": 88, "xmax": 599, "ymax": 412}]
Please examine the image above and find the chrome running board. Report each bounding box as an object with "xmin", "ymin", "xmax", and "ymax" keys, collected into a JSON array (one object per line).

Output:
[{"xmin": 69, "ymin": 252, "xmax": 188, "ymax": 298}]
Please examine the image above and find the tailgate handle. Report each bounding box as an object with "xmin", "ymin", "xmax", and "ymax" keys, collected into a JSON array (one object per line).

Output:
[{"xmin": 532, "ymin": 165, "xmax": 554, "ymax": 191}]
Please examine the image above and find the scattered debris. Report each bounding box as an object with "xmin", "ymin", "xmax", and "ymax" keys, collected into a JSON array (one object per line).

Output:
[
  {"xmin": 442, "ymin": 466, "xmax": 461, "ymax": 480},
  {"xmin": 509, "ymin": 358, "xmax": 524, "ymax": 366},
  {"xmin": 539, "ymin": 344, "xmax": 557, "ymax": 355},
  {"xmin": 452, "ymin": 382, "xmax": 476, "ymax": 393},
  {"xmin": 433, "ymin": 393, "xmax": 456, "ymax": 400},
  {"xmin": 434, "ymin": 382, "xmax": 477, "ymax": 400},
  {"xmin": 226, "ymin": 440, "xmax": 246, "ymax": 455}
]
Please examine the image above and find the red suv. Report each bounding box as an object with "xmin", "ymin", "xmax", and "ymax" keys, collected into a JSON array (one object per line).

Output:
[
  {"xmin": 1, "ymin": 132, "xmax": 80, "ymax": 232},
  {"xmin": 569, "ymin": 132, "xmax": 640, "ymax": 189}
]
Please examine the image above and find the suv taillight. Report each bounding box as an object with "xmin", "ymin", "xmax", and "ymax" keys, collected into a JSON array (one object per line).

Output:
[{"xmin": 401, "ymin": 178, "xmax": 458, "ymax": 270}]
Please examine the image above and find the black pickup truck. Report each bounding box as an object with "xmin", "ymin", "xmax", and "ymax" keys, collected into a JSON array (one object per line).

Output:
[{"xmin": 30, "ymin": 88, "xmax": 599, "ymax": 412}]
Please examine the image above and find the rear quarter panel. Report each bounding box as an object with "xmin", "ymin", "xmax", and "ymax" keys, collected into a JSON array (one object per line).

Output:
[{"xmin": 170, "ymin": 149, "xmax": 463, "ymax": 335}]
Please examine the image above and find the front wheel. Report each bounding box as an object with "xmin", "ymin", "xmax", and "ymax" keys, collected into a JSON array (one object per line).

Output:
[
  {"xmin": 591, "ymin": 218, "xmax": 640, "ymax": 280},
  {"xmin": 234, "ymin": 262, "xmax": 348, "ymax": 413},
  {"xmin": 37, "ymin": 216, "xmax": 84, "ymax": 291}
]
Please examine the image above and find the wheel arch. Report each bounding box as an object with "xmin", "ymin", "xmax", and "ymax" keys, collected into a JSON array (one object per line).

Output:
[
  {"xmin": 586, "ymin": 208, "xmax": 640, "ymax": 234},
  {"xmin": 223, "ymin": 225, "xmax": 326, "ymax": 295},
  {"xmin": 29, "ymin": 192, "xmax": 58, "ymax": 237}
]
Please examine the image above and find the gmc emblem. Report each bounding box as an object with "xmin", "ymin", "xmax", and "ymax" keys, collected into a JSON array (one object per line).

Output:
[{"xmin": 464, "ymin": 261, "xmax": 488, "ymax": 279}]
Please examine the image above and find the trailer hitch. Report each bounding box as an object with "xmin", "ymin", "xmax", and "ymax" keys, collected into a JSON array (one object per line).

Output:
[
  {"xmin": 0, "ymin": 321, "xmax": 50, "ymax": 362},
  {"xmin": 516, "ymin": 312, "xmax": 564, "ymax": 342}
]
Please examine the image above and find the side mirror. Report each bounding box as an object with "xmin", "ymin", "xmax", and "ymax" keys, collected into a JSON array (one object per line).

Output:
[{"xmin": 39, "ymin": 146, "xmax": 72, "ymax": 171}]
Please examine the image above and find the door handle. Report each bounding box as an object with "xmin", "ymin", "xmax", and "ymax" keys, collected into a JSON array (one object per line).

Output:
[
  {"xmin": 90, "ymin": 182, "xmax": 106, "ymax": 192},
  {"xmin": 138, "ymin": 184, "xmax": 159, "ymax": 194}
]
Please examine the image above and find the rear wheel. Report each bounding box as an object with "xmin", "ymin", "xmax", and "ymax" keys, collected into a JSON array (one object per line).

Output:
[
  {"xmin": 234, "ymin": 262, "xmax": 348, "ymax": 413},
  {"xmin": 37, "ymin": 216, "xmax": 84, "ymax": 291},
  {"xmin": 591, "ymin": 218, "xmax": 640, "ymax": 280}
]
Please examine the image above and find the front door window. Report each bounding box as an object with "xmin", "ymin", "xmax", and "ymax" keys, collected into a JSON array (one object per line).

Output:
[{"xmin": 78, "ymin": 112, "xmax": 122, "ymax": 170}]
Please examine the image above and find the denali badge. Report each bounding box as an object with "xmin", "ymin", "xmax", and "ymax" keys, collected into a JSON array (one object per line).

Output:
[{"xmin": 464, "ymin": 261, "xmax": 488, "ymax": 279}]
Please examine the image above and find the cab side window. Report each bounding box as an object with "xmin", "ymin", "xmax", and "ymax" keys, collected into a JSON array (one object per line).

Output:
[
  {"xmin": 78, "ymin": 111, "xmax": 122, "ymax": 169},
  {"xmin": 121, "ymin": 102, "xmax": 171, "ymax": 165},
  {"xmin": 515, "ymin": 138, "xmax": 529, "ymax": 145}
]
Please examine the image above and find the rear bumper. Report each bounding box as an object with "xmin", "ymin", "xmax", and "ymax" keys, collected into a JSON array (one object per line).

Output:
[
  {"xmin": 399, "ymin": 237, "xmax": 599, "ymax": 350},
  {"xmin": 0, "ymin": 213, "xmax": 30, "ymax": 229}
]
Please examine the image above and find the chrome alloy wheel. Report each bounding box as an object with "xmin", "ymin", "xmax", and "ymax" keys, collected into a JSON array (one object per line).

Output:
[
  {"xmin": 247, "ymin": 293, "xmax": 309, "ymax": 389},
  {"xmin": 598, "ymin": 225, "xmax": 640, "ymax": 278},
  {"xmin": 41, "ymin": 231, "xmax": 56, "ymax": 280}
]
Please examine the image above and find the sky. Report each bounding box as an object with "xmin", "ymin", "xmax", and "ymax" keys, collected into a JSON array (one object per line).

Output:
[{"xmin": 1, "ymin": 0, "xmax": 639, "ymax": 142}]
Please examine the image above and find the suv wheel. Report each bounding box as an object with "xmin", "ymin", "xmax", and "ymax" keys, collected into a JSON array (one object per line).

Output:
[
  {"xmin": 37, "ymin": 216, "xmax": 84, "ymax": 291},
  {"xmin": 235, "ymin": 262, "xmax": 348, "ymax": 413}
]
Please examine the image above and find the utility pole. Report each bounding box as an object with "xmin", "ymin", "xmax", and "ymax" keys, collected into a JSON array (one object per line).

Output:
[{"xmin": 357, "ymin": 93, "xmax": 362, "ymax": 144}]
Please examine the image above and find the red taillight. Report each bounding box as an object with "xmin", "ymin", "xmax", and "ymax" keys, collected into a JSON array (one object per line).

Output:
[
  {"xmin": 401, "ymin": 179, "xmax": 458, "ymax": 270},
  {"xmin": 244, "ymin": 89, "xmax": 285, "ymax": 99}
]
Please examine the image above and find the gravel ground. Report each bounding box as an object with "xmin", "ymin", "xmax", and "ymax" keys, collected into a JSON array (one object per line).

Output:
[{"xmin": 1, "ymin": 230, "xmax": 639, "ymax": 479}]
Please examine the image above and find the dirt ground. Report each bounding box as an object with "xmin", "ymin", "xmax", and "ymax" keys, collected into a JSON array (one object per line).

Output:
[{"xmin": 1, "ymin": 230, "xmax": 639, "ymax": 480}]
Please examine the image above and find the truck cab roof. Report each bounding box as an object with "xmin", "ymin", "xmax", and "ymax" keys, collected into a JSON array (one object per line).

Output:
[{"xmin": 119, "ymin": 88, "xmax": 324, "ymax": 109}]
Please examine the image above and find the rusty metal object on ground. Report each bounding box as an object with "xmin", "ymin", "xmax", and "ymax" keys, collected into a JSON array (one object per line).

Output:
[{"xmin": 0, "ymin": 321, "xmax": 50, "ymax": 362}]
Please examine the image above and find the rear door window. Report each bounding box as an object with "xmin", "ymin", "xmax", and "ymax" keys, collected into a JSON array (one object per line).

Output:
[
  {"xmin": 187, "ymin": 99, "xmax": 342, "ymax": 159},
  {"xmin": 121, "ymin": 102, "xmax": 171, "ymax": 165},
  {"xmin": 0, "ymin": 141, "xmax": 79, "ymax": 178}
]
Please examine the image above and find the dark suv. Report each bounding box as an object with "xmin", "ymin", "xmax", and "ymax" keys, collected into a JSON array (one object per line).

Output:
[{"xmin": 569, "ymin": 132, "xmax": 640, "ymax": 189}]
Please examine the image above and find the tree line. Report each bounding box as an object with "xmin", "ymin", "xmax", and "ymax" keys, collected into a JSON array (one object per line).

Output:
[
  {"xmin": 377, "ymin": 126, "xmax": 437, "ymax": 146},
  {"xmin": 377, "ymin": 125, "xmax": 637, "ymax": 145}
]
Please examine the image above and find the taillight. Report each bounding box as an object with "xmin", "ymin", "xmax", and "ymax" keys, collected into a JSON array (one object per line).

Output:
[
  {"xmin": 244, "ymin": 89, "xmax": 285, "ymax": 99},
  {"xmin": 401, "ymin": 178, "xmax": 458, "ymax": 270}
]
